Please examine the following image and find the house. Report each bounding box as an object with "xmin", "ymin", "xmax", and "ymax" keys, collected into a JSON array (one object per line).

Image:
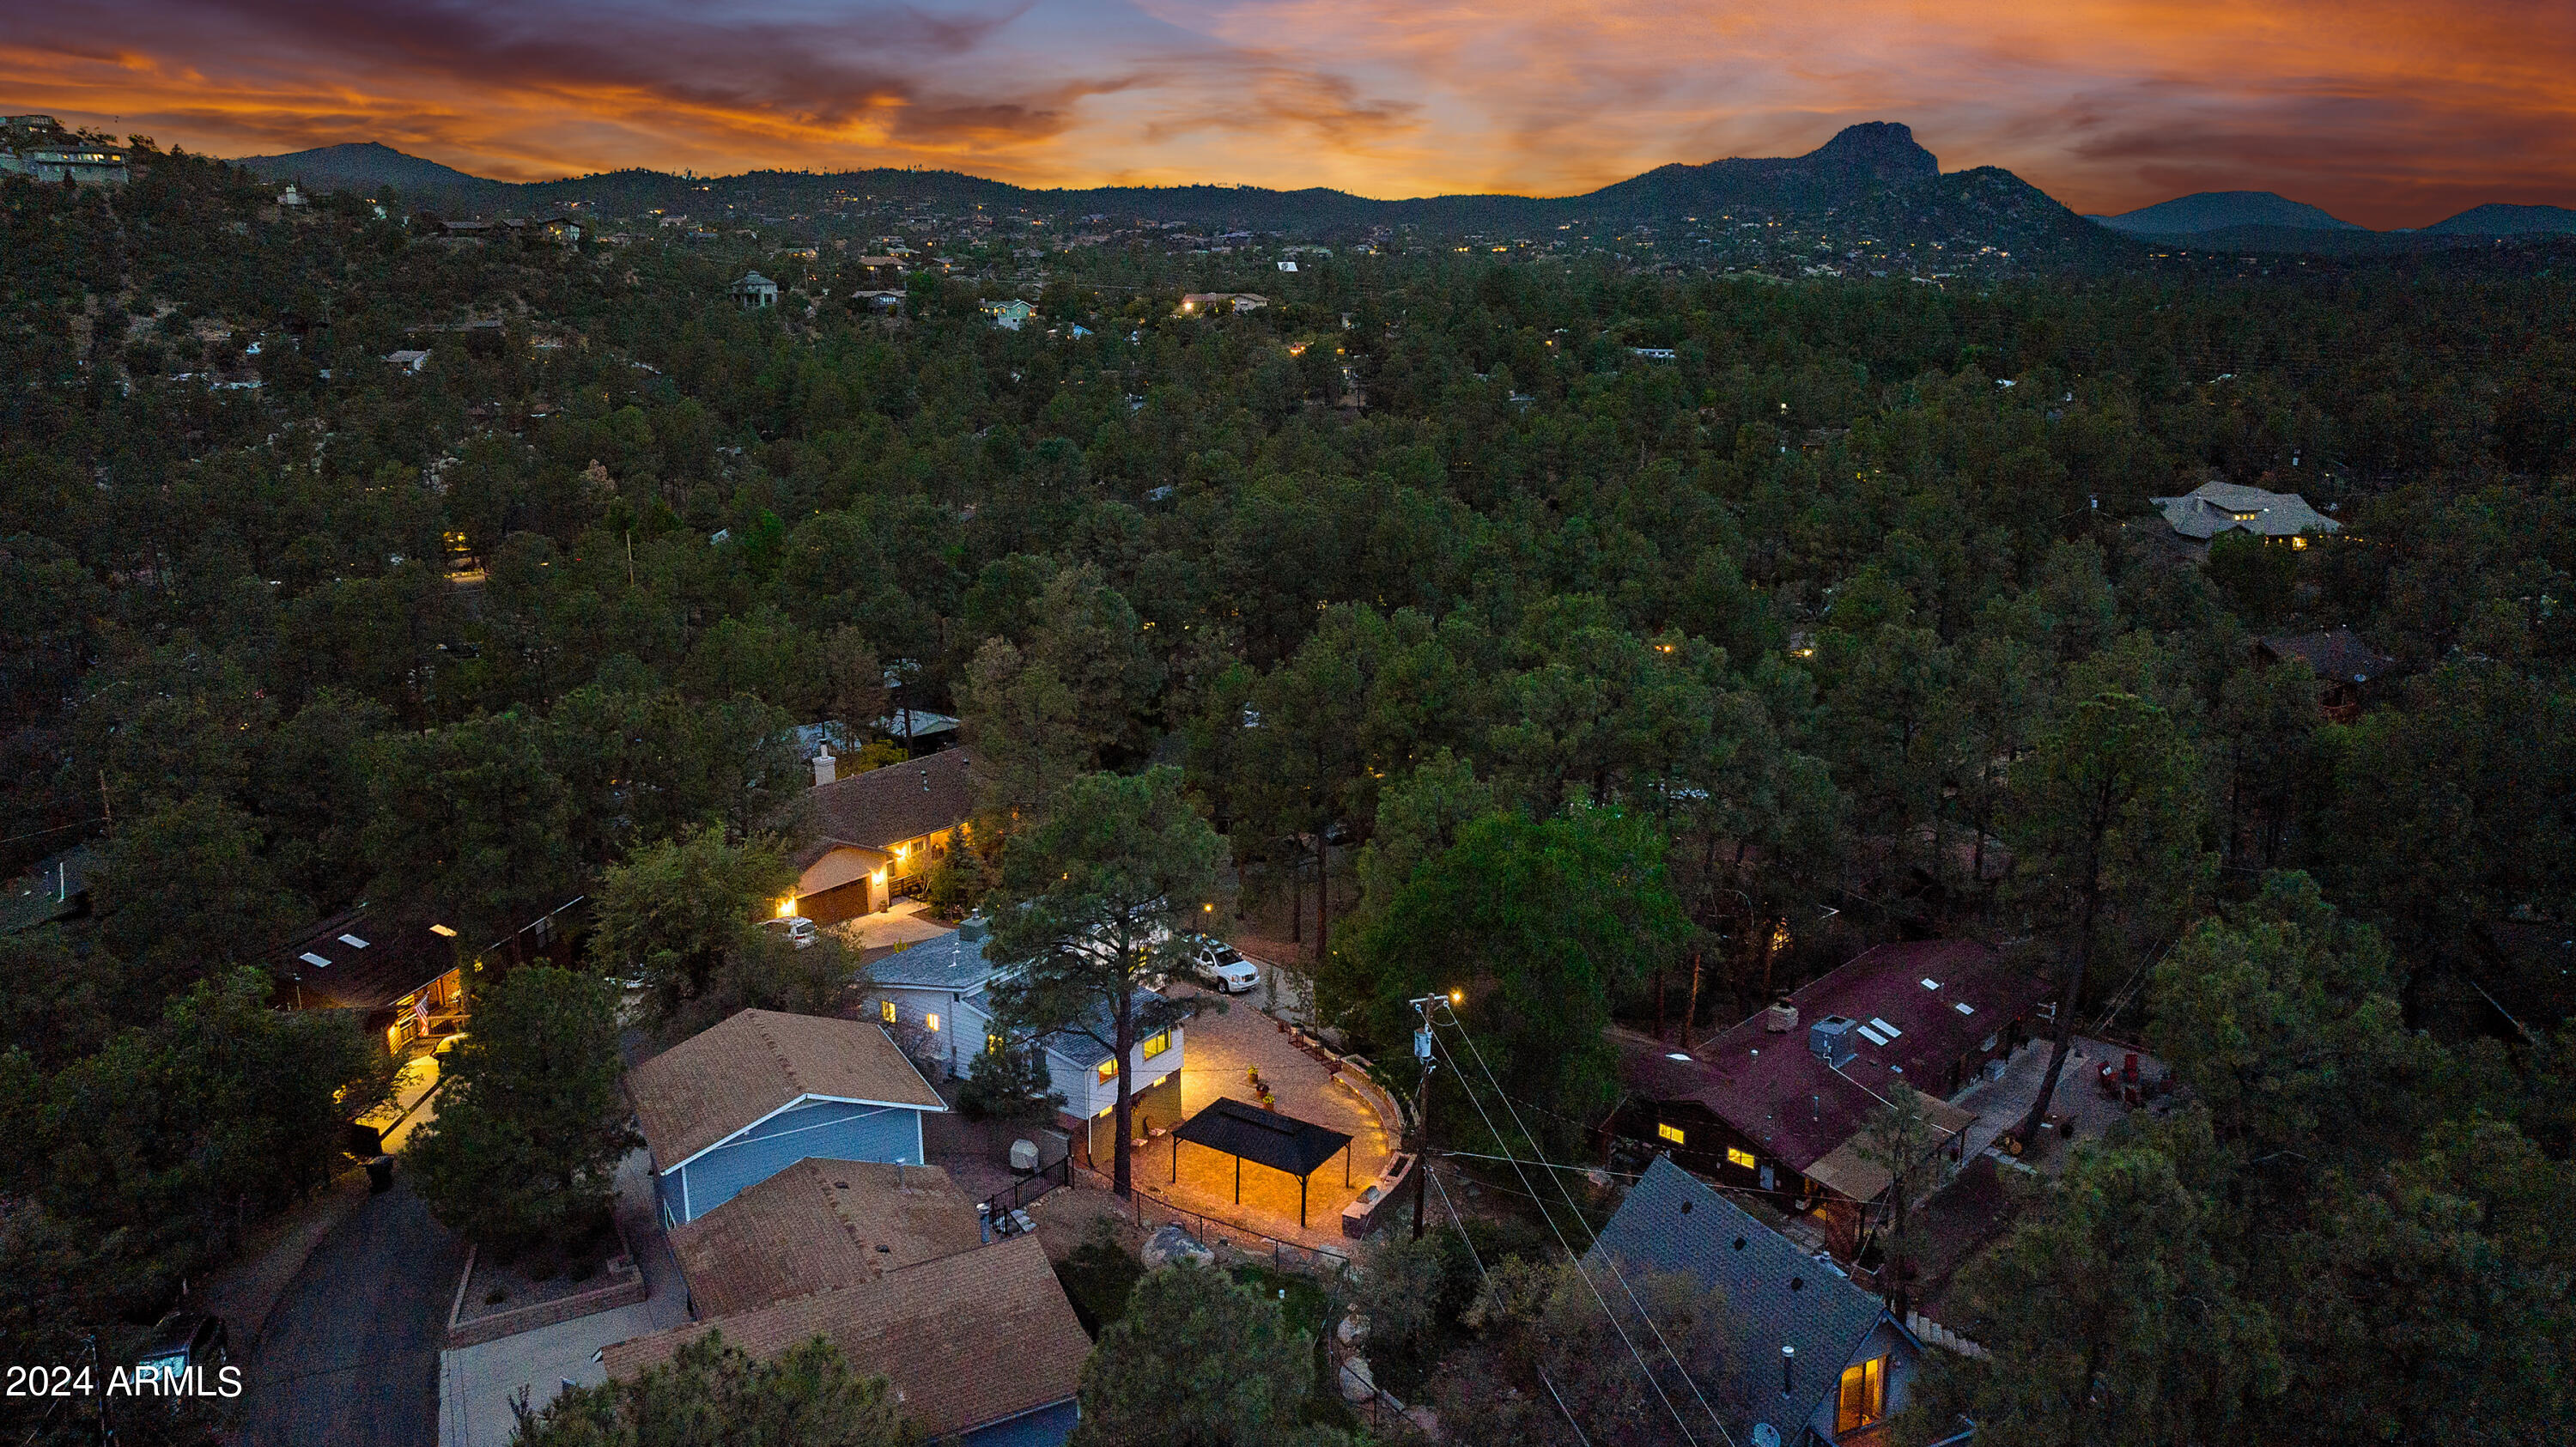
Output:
[
  {"xmin": 1177, "ymin": 293, "xmax": 1267, "ymax": 314},
  {"xmin": 1589, "ymin": 1157, "xmax": 1925, "ymax": 1446},
  {"xmin": 665, "ymin": 1158, "xmax": 988, "ymax": 1317},
  {"xmin": 1609, "ymin": 940, "xmax": 2041, "ymax": 1260},
  {"xmin": 984, "ymin": 299, "xmax": 1035, "ymax": 330},
  {"xmin": 627, "ymin": 1008, "xmax": 946, "ymax": 1226},
  {"xmin": 2252, "ymin": 627, "xmax": 2397, "ymax": 723},
  {"xmin": 732, "ymin": 271, "xmax": 780, "ymax": 308},
  {"xmin": 277, "ymin": 183, "xmax": 307, "ymax": 208},
  {"xmin": 866, "ymin": 919, "xmax": 1187, "ymax": 1167},
  {"xmin": 605, "ymin": 1228, "xmax": 1086, "ymax": 1444},
  {"xmin": 2150, "ymin": 481, "xmax": 2339, "ymax": 546},
  {"xmin": 0, "ymin": 116, "xmax": 128, "ymax": 185},
  {"xmin": 384, "ymin": 349, "xmax": 431, "ymax": 373},
  {"xmin": 2, "ymin": 845, "xmax": 94, "ymax": 934},
  {"xmin": 1631, "ymin": 346, "xmax": 1680, "ymax": 361},
  {"xmin": 268, "ymin": 896, "xmax": 584, "ymax": 1057},
  {"xmin": 786, "ymin": 746, "xmax": 972, "ymax": 922}
]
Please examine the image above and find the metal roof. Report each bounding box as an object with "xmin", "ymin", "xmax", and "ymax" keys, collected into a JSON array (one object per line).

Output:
[{"xmin": 1170, "ymin": 1097, "xmax": 1351, "ymax": 1178}]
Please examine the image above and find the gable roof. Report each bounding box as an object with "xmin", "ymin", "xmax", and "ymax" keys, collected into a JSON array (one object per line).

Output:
[
  {"xmin": 666, "ymin": 1159, "xmax": 986, "ymax": 1318},
  {"xmin": 788, "ymin": 748, "xmax": 973, "ymax": 872},
  {"xmin": 1590, "ymin": 1157, "xmax": 1901, "ymax": 1444},
  {"xmin": 1622, "ymin": 940, "xmax": 2034, "ymax": 1181},
  {"xmin": 602, "ymin": 1232, "xmax": 1088, "ymax": 1440},
  {"xmin": 627, "ymin": 1010, "xmax": 945, "ymax": 1168},
  {"xmin": 869, "ymin": 927, "xmax": 997, "ymax": 991},
  {"xmin": 2257, "ymin": 627, "xmax": 2397, "ymax": 684},
  {"xmin": 2150, "ymin": 481, "xmax": 2339, "ymax": 539}
]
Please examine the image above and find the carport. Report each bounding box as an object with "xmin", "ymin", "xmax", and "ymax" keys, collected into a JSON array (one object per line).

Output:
[{"xmin": 1169, "ymin": 1097, "xmax": 1353, "ymax": 1229}]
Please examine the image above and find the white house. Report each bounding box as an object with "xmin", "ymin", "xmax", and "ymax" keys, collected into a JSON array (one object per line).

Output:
[
  {"xmin": 627, "ymin": 1009, "xmax": 947, "ymax": 1226},
  {"xmin": 732, "ymin": 271, "xmax": 780, "ymax": 308},
  {"xmin": 867, "ymin": 921, "xmax": 1187, "ymax": 1167}
]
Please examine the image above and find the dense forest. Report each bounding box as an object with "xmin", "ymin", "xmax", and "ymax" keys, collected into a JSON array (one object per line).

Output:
[{"xmin": 2, "ymin": 146, "xmax": 2571, "ymax": 1444}]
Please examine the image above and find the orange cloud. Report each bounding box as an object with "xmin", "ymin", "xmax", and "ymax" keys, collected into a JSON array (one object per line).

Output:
[{"xmin": 1, "ymin": 0, "xmax": 2567, "ymax": 225}]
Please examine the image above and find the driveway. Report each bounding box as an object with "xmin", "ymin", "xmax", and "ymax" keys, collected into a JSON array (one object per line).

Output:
[
  {"xmin": 238, "ymin": 1177, "xmax": 466, "ymax": 1447},
  {"xmin": 439, "ymin": 1151, "xmax": 696, "ymax": 1446}
]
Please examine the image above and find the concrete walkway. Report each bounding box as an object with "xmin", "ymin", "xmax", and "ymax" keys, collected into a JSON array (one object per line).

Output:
[
  {"xmin": 1130, "ymin": 987, "xmax": 1394, "ymax": 1248},
  {"xmin": 438, "ymin": 1150, "xmax": 695, "ymax": 1446},
  {"xmin": 833, "ymin": 898, "xmax": 951, "ymax": 958}
]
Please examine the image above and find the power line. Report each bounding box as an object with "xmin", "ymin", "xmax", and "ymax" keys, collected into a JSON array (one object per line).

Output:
[
  {"xmin": 1427, "ymin": 1161, "xmax": 1594, "ymax": 1447},
  {"xmin": 1429, "ymin": 1025, "xmax": 1704, "ymax": 1447},
  {"xmin": 1442, "ymin": 1012, "xmax": 1740, "ymax": 1447}
]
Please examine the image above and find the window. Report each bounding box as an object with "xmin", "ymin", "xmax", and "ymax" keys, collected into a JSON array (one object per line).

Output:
[
  {"xmin": 880, "ymin": 1000, "xmax": 896, "ymax": 1024},
  {"xmin": 1657, "ymin": 1122, "xmax": 1686, "ymax": 1145},
  {"xmin": 1726, "ymin": 1146, "xmax": 1758, "ymax": 1170},
  {"xmin": 1141, "ymin": 1030, "xmax": 1171, "ymax": 1060},
  {"xmin": 986, "ymin": 1032, "xmax": 1004, "ymax": 1055},
  {"xmin": 1837, "ymin": 1357, "xmax": 1886, "ymax": 1433},
  {"xmin": 925, "ymin": 1012, "xmax": 940, "ymax": 1032},
  {"xmin": 1098, "ymin": 1058, "xmax": 1117, "ymax": 1082}
]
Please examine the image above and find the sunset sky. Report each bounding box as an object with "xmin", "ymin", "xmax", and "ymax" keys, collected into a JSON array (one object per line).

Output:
[{"xmin": 4, "ymin": 0, "xmax": 2572, "ymax": 228}]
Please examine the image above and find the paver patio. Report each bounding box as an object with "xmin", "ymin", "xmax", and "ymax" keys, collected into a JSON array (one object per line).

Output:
[{"xmin": 1128, "ymin": 986, "xmax": 1395, "ymax": 1247}]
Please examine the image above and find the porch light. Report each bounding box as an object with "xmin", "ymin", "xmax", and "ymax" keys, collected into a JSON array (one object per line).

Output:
[{"xmin": 777, "ymin": 898, "xmax": 797, "ymax": 918}]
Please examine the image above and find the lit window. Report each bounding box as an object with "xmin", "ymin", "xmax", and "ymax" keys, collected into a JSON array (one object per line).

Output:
[
  {"xmin": 1141, "ymin": 1030, "xmax": 1171, "ymax": 1060},
  {"xmin": 1727, "ymin": 1146, "xmax": 1758, "ymax": 1170},
  {"xmin": 880, "ymin": 1000, "xmax": 896, "ymax": 1024},
  {"xmin": 1837, "ymin": 1357, "xmax": 1886, "ymax": 1433},
  {"xmin": 1657, "ymin": 1122, "xmax": 1686, "ymax": 1145},
  {"xmin": 925, "ymin": 1012, "xmax": 940, "ymax": 1032},
  {"xmin": 1098, "ymin": 1058, "xmax": 1117, "ymax": 1082}
]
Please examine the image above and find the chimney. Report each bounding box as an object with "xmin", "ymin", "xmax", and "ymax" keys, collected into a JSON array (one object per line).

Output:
[
  {"xmin": 1781, "ymin": 1345, "xmax": 1795, "ymax": 1396},
  {"xmin": 1765, "ymin": 998, "xmax": 1799, "ymax": 1033},
  {"xmin": 812, "ymin": 745, "xmax": 836, "ymax": 787},
  {"xmin": 1808, "ymin": 1016, "xmax": 1856, "ymax": 1069}
]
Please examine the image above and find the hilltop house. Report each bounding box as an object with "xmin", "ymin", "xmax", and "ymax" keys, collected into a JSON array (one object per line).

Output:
[
  {"xmin": 867, "ymin": 920, "xmax": 1187, "ymax": 1168},
  {"xmin": 2151, "ymin": 481, "xmax": 2339, "ymax": 547},
  {"xmin": 0, "ymin": 116, "xmax": 127, "ymax": 185},
  {"xmin": 732, "ymin": 271, "xmax": 780, "ymax": 308},
  {"xmin": 984, "ymin": 299, "xmax": 1035, "ymax": 330},
  {"xmin": 1609, "ymin": 940, "xmax": 2041, "ymax": 1260},
  {"xmin": 785, "ymin": 747, "xmax": 971, "ymax": 923},
  {"xmin": 1590, "ymin": 1157, "xmax": 1928, "ymax": 1446},
  {"xmin": 626, "ymin": 1008, "xmax": 946, "ymax": 1226},
  {"xmin": 1177, "ymin": 293, "xmax": 1268, "ymax": 314}
]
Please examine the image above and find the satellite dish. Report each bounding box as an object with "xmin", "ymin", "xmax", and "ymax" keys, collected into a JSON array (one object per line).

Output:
[{"xmin": 1752, "ymin": 1425, "xmax": 1782, "ymax": 1447}]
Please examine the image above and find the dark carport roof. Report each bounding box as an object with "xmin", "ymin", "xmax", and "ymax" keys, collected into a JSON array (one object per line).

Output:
[{"xmin": 1171, "ymin": 1097, "xmax": 1351, "ymax": 1178}]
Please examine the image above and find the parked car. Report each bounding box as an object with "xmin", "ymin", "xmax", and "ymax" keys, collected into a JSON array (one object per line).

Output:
[
  {"xmin": 135, "ymin": 1310, "xmax": 227, "ymax": 1383},
  {"xmin": 1184, "ymin": 937, "xmax": 1261, "ymax": 994},
  {"xmin": 762, "ymin": 915, "xmax": 820, "ymax": 949}
]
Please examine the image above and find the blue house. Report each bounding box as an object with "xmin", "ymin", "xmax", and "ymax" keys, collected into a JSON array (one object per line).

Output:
[
  {"xmin": 627, "ymin": 1009, "xmax": 947, "ymax": 1227},
  {"xmin": 1589, "ymin": 1156, "xmax": 1929, "ymax": 1446}
]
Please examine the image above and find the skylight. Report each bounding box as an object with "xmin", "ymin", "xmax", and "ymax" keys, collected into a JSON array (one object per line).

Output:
[
  {"xmin": 1954, "ymin": 1002, "xmax": 1976, "ymax": 1016},
  {"xmin": 297, "ymin": 951, "xmax": 332, "ymax": 968},
  {"xmin": 1919, "ymin": 978, "xmax": 1941, "ymax": 989},
  {"xmin": 338, "ymin": 934, "xmax": 369, "ymax": 948}
]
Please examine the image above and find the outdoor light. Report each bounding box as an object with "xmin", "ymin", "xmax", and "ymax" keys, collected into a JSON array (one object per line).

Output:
[
  {"xmin": 429, "ymin": 924, "xmax": 457, "ymax": 938},
  {"xmin": 777, "ymin": 898, "xmax": 796, "ymax": 918},
  {"xmin": 1449, "ymin": 988, "xmax": 1464, "ymax": 1006},
  {"xmin": 1203, "ymin": 903, "xmax": 1215, "ymax": 913}
]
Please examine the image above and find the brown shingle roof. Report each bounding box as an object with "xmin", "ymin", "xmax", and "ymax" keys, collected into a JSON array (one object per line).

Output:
[
  {"xmin": 2256, "ymin": 627, "xmax": 2397, "ymax": 684},
  {"xmin": 1622, "ymin": 940, "xmax": 2042, "ymax": 1180},
  {"xmin": 602, "ymin": 1233, "xmax": 1088, "ymax": 1439},
  {"xmin": 627, "ymin": 1010, "xmax": 945, "ymax": 1168},
  {"xmin": 788, "ymin": 749, "xmax": 973, "ymax": 872},
  {"xmin": 667, "ymin": 1159, "xmax": 986, "ymax": 1318}
]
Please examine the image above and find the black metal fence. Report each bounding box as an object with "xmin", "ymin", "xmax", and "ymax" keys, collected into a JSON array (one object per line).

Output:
[{"xmin": 978, "ymin": 1156, "xmax": 1072, "ymax": 1237}]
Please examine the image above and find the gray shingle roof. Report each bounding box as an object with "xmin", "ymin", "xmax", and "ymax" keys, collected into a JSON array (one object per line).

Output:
[
  {"xmin": 1590, "ymin": 1157, "xmax": 1898, "ymax": 1444},
  {"xmin": 869, "ymin": 929, "xmax": 997, "ymax": 991},
  {"xmin": 2150, "ymin": 481, "xmax": 2339, "ymax": 539}
]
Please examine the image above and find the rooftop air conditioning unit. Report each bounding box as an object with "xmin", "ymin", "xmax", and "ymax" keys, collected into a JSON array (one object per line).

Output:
[{"xmin": 1808, "ymin": 1016, "xmax": 1857, "ymax": 1069}]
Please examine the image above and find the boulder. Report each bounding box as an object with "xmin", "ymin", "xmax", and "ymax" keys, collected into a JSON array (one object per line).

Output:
[{"xmin": 1141, "ymin": 1223, "xmax": 1215, "ymax": 1269}]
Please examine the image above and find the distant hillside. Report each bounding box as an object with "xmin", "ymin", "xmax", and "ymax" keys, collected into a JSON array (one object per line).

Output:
[
  {"xmin": 2422, "ymin": 203, "xmax": 2576, "ymax": 235},
  {"xmin": 232, "ymin": 141, "xmax": 508, "ymax": 207},
  {"xmin": 2095, "ymin": 191, "xmax": 2362, "ymax": 234}
]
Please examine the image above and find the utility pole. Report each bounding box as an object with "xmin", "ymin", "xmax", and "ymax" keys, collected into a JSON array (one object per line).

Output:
[{"xmin": 1406, "ymin": 990, "xmax": 1459, "ymax": 1241}]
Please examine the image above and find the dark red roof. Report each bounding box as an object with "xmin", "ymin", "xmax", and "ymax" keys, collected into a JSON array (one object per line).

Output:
[{"xmin": 1621, "ymin": 939, "xmax": 2041, "ymax": 1171}]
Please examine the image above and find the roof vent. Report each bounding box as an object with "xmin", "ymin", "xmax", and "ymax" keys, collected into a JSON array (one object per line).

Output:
[
  {"xmin": 1764, "ymin": 999, "xmax": 1799, "ymax": 1033},
  {"xmin": 1808, "ymin": 1016, "xmax": 1857, "ymax": 1069},
  {"xmin": 1733, "ymin": 1237, "xmax": 1747, "ymax": 1250}
]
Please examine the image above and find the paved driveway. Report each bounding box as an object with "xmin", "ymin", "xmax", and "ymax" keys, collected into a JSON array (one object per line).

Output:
[{"xmin": 238, "ymin": 1178, "xmax": 465, "ymax": 1447}]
